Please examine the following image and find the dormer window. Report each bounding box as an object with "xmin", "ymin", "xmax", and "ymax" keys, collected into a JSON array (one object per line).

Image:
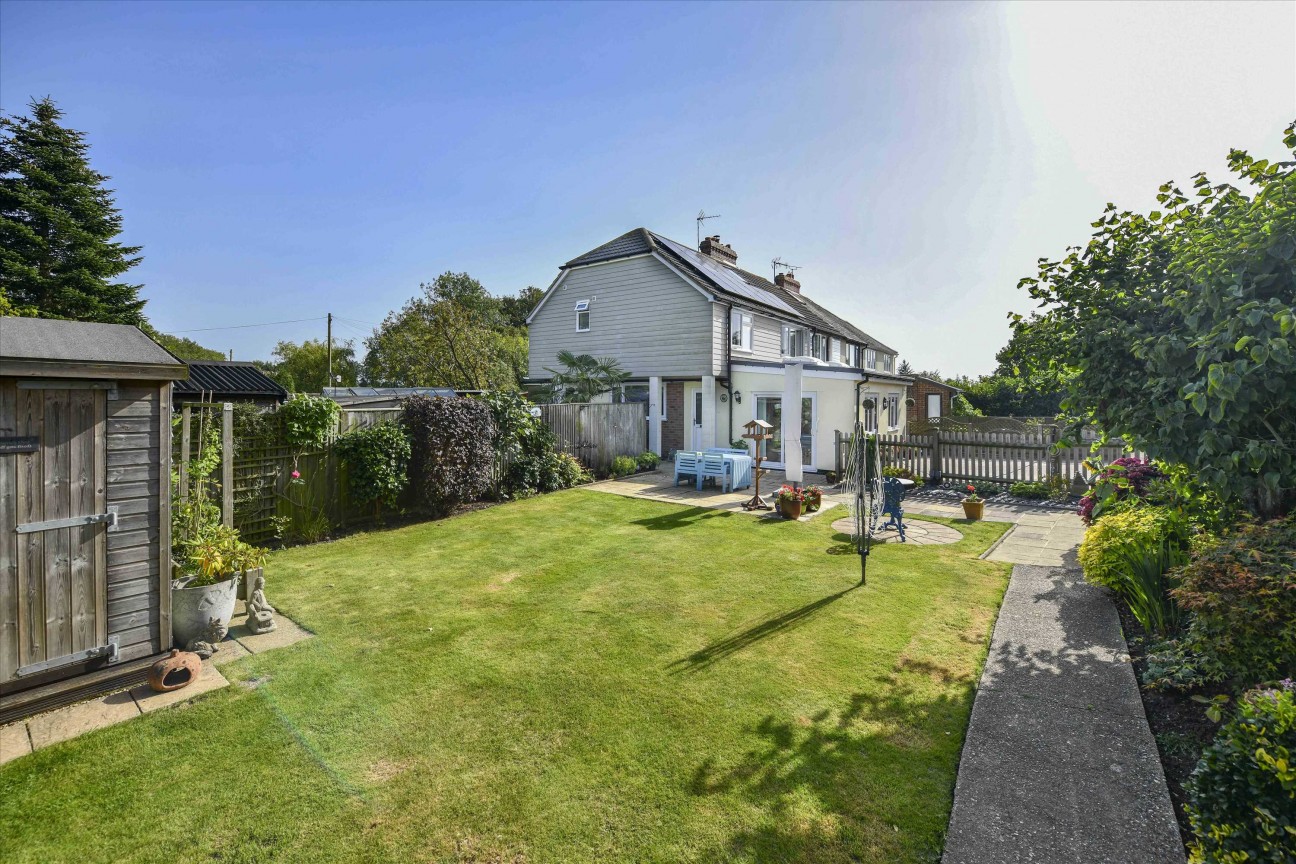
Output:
[{"xmin": 575, "ymin": 299, "xmax": 590, "ymax": 332}]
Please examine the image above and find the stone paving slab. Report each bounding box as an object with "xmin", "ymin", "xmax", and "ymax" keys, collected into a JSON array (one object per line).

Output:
[
  {"xmin": 26, "ymin": 689, "xmax": 141, "ymax": 750},
  {"xmin": 0, "ymin": 720, "xmax": 32, "ymax": 765},
  {"xmin": 131, "ymin": 663, "xmax": 229, "ymax": 713},
  {"xmin": 943, "ymin": 565, "xmax": 1184, "ymax": 864}
]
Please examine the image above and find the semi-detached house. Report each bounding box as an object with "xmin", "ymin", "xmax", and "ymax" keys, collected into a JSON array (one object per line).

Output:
[{"xmin": 525, "ymin": 229, "xmax": 912, "ymax": 473}]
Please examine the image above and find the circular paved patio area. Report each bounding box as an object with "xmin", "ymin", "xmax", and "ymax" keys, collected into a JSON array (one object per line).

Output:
[{"xmin": 829, "ymin": 516, "xmax": 962, "ymax": 545}]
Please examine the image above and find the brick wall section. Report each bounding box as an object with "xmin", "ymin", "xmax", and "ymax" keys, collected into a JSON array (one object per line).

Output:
[
  {"xmin": 663, "ymin": 381, "xmax": 685, "ymax": 454},
  {"xmin": 907, "ymin": 378, "xmax": 956, "ymax": 424}
]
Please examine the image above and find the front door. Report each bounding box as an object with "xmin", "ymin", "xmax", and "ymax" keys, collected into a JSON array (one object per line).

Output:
[{"xmin": 0, "ymin": 381, "xmax": 109, "ymax": 685}]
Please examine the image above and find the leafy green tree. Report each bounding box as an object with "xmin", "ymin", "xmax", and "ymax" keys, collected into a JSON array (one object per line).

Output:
[
  {"xmin": 266, "ymin": 338, "xmax": 360, "ymax": 393},
  {"xmin": 948, "ymin": 373, "xmax": 1063, "ymax": 417},
  {"xmin": 897, "ymin": 359, "xmax": 914, "ymax": 376},
  {"xmin": 364, "ymin": 273, "xmax": 528, "ymax": 390},
  {"xmin": 542, "ymin": 350, "xmax": 630, "ymax": 403},
  {"xmin": 1010, "ymin": 125, "xmax": 1296, "ymax": 517},
  {"xmin": 0, "ymin": 98, "xmax": 145, "ymax": 324},
  {"xmin": 147, "ymin": 329, "xmax": 225, "ymax": 361},
  {"xmin": 498, "ymin": 285, "xmax": 544, "ymax": 329}
]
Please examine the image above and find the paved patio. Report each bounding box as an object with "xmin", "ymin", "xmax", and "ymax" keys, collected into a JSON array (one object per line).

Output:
[
  {"xmin": 0, "ymin": 602, "xmax": 311, "ymax": 765},
  {"xmin": 589, "ymin": 469, "xmax": 842, "ymax": 520},
  {"xmin": 903, "ymin": 499, "xmax": 1085, "ymax": 567}
]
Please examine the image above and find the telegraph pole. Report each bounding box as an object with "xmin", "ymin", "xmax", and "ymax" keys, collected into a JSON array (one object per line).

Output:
[{"xmin": 326, "ymin": 312, "xmax": 333, "ymax": 393}]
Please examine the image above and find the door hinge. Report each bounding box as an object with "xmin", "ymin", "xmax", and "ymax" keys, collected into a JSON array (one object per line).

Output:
[
  {"xmin": 14, "ymin": 636, "xmax": 119, "ymax": 677},
  {"xmin": 15, "ymin": 508, "xmax": 118, "ymax": 534}
]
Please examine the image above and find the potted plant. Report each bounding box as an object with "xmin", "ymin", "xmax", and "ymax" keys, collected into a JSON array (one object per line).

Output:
[
  {"xmin": 172, "ymin": 523, "xmax": 267, "ymax": 648},
  {"xmin": 802, "ymin": 485, "xmax": 824, "ymax": 512},
  {"xmin": 776, "ymin": 485, "xmax": 805, "ymax": 520},
  {"xmin": 961, "ymin": 483, "xmax": 985, "ymax": 520}
]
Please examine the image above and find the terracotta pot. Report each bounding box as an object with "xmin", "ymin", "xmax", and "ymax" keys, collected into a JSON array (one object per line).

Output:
[
  {"xmin": 962, "ymin": 499, "xmax": 985, "ymax": 520},
  {"xmin": 804, "ymin": 492, "xmax": 822, "ymax": 513},
  {"xmin": 148, "ymin": 649, "xmax": 202, "ymax": 692},
  {"xmin": 780, "ymin": 498, "xmax": 803, "ymax": 520}
]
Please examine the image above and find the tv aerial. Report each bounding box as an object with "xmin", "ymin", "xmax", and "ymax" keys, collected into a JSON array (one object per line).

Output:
[
  {"xmin": 696, "ymin": 210, "xmax": 721, "ymax": 247},
  {"xmin": 771, "ymin": 258, "xmax": 801, "ymax": 280}
]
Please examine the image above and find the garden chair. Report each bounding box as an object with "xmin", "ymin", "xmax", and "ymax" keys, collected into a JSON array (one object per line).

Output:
[
  {"xmin": 698, "ymin": 452, "xmax": 732, "ymax": 492},
  {"xmin": 674, "ymin": 451, "xmax": 701, "ymax": 487},
  {"xmin": 879, "ymin": 476, "xmax": 907, "ymax": 541}
]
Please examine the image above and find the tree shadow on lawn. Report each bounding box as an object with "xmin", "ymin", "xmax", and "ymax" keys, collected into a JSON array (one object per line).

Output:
[
  {"xmin": 690, "ymin": 666, "xmax": 973, "ymax": 863},
  {"xmin": 630, "ymin": 506, "xmax": 735, "ymax": 531},
  {"xmin": 667, "ymin": 586, "xmax": 859, "ymax": 674}
]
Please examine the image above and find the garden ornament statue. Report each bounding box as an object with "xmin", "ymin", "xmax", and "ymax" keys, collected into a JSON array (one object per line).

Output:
[
  {"xmin": 245, "ymin": 572, "xmax": 277, "ymax": 635},
  {"xmin": 185, "ymin": 617, "xmax": 227, "ymax": 659},
  {"xmin": 148, "ymin": 649, "xmax": 202, "ymax": 692}
]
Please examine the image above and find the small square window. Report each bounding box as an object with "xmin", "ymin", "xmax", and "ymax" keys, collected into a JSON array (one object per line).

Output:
[
  {"xmin": 574, "ymin": 299, "xmax": 590, "ymax": 312},
  {"xmin": 576, "ymin": 310, "xmax": 590, "ymax": 332}
]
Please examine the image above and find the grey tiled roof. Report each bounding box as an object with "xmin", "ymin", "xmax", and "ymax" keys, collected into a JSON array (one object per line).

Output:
[
  {"xmin": 560, "ymin": 228, "xmax": 899, "ymax": 353},
  {"xmin": 0, "ymin": 317, "xmax": 184, "ymax": 368}
]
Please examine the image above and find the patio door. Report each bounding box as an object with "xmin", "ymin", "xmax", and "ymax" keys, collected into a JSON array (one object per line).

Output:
[{"xmin": 753, "ymin": 394, "xmax": 815, "ymax": 469}]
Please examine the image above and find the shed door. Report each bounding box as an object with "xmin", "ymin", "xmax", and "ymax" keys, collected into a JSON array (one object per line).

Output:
[{"xmin": 0, "ymin": 381, "xmax": 110, "ymax": 684}]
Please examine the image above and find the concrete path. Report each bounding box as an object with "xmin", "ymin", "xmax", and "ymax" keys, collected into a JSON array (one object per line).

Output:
[{"xmin": 943, "ymin": 565, "xmax": 1184, "ymax": 864}]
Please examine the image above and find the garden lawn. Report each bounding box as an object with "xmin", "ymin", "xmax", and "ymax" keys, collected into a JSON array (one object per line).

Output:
[{"xmin": 1, "ymin": 490, "xmax": 1011, "ymax": 864}]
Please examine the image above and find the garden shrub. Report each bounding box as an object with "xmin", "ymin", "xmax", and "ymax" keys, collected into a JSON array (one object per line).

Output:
[
  {"xmin": 611, "ymin": 455, "xmax": 638, "ymax": 478},
  {"xmin": 1010, "ymin": 480, "xmax": 1049, "ymax": 499},
  {"xmin": 478, "ymin": 390, "xmax": 590, "ymax": 498},
  {"xmin": 278, "ymin": 393, "xmax": 339, "ymax": 451},
  {"xmin": 1079, "ymin": 457, "xmax": 1166, "ymax": 524},
  {"xmin": 335, "ymin": 421, "xmax": 411, "ymax": 513},
  {"xmin": 1186, "ymin": 681, "xmax": 1296, "ymax": 864},
  {"xmin": 636, "ymin": 451, "xmax": 660, "ymax": 471},
  {"xmin": 401, "ymin": 396, "xmax": 494, "ymax": 517},
  {"xmin": 1078, "ymin": 504, "xmax": 1186, "ymax": 591},
  {"xmin": 1172, "ymin": 516, "xmax": 1296, "ymax": 687}
]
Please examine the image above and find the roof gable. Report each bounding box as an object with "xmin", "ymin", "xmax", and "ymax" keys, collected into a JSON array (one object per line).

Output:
[{"xmin": 553, "ymin": 227, "xmax": 901, "ymax": 354}]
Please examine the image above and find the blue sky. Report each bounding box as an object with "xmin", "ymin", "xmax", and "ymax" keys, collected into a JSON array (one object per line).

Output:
[{"xmin": 2, "ymin": 1, "xmax": 1292, "ymax": 373}]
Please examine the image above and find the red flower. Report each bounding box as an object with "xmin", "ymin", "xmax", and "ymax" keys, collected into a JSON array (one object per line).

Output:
[{"xmin": 291, "ymin": 470, "xmax": 301, "ymax": 479}]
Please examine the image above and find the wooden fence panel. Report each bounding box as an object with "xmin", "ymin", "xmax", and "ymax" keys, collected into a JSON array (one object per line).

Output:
[{"xmin": 539, "ymin": 403, "xmax": 647, "ymax": 475}]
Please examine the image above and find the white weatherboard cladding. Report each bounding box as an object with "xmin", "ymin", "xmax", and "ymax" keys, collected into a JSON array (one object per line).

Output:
[{"xmin": 527, "ymin": 256, "xmax": 715, "ymax": 380}]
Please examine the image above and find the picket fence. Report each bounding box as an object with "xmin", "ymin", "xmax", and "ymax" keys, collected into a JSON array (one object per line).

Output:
[{"xmin": 833, "ymin": 426, "xmax": 1138, "ymax": 488}]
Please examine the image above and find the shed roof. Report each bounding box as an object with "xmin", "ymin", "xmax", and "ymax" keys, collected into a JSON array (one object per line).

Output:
[
  {"xmin": 174, "ymin": 361, "xmax": 288, "ymax": 401},
  {"xmin": 0, "ymin": 317, "xmax": 186, "ymax": 379}
]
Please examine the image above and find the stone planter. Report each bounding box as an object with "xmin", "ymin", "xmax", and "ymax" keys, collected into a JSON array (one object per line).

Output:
[
  {"xmin": 779, "ymin": 498, "xmax": 804, "ymax": 520},
  {"xmin": 961, "ymin": 499, "xmax": 985, "ymax": 520},
  {"xmin": 171, "ymin": 573, "xmax": 240, "ymax": 648}
]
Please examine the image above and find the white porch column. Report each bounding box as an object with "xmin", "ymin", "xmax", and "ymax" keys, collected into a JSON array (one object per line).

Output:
[
  {"xmin": 782, "ymin": 362, "xmax": 804, "ymax": 484},
  {"xmin": 648, "ymin": 375, "xmax": 662, "ymax": 455},
  {"xmin": 701, "ymin": 375, "xmax": 717, "ymax": 450}
]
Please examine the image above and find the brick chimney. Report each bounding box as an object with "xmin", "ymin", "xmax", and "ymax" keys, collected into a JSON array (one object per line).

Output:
[
  {"xmin": 775, "ymin": 272, "xmax": 801, "ymax": 294},
  {"xmin": 699, "ymin": 235, "xmax": 737, "ymax": 266}
]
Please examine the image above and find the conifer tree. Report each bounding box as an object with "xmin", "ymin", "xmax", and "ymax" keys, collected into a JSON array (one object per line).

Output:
[{"xmin": 0, "ymin": 98, "xmax": 146, "ymax": 323}]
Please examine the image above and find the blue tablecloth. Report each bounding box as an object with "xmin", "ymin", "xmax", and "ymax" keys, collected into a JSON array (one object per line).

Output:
[{"xmin": 724, "ymin": 454, "xmax": 753, "ymax": 489}]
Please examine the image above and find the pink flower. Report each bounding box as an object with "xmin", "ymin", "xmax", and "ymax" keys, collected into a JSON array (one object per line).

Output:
[{"xmin": 291, "ymin": 470, "xmax": 301, "ymax": 479}]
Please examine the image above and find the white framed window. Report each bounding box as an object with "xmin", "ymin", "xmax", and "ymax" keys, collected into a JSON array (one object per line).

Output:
[
  {"xmin": 927, "ymin": 392, "xmax": 942, "ymax": 419},
  {"xmin": 865, "ymin": 348, "xmax": 877, "ymax": 369},
  {"xmin": 886, "ymin": 394, "xmax": 900, "ymax": 429},
  {"xmin": 862, "ymin": 393, "xmax": 879, "ymax": 433},
  {"xmin": 782, "ymin": 325, "xmax": 809, "ymax": 358},
  {"xmin": 882, "ymin": 353, "xmax": 894, "ymax": 372},
  {"xmin": 830, "ymin": 338, "xmax": 841, "ymax": 363},
  {"xmin": 575, "ymin": 300, "xmax": 590, "ymax": 332},
  {"xmin": 730, "ymin": 310, "xmax": 753, "ymax": 352}
]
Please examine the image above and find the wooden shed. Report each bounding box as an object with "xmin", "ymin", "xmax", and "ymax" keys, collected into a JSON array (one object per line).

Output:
[{"xmin": 0, "ymin": 318, "xmax": 186, "ymax": 720}]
